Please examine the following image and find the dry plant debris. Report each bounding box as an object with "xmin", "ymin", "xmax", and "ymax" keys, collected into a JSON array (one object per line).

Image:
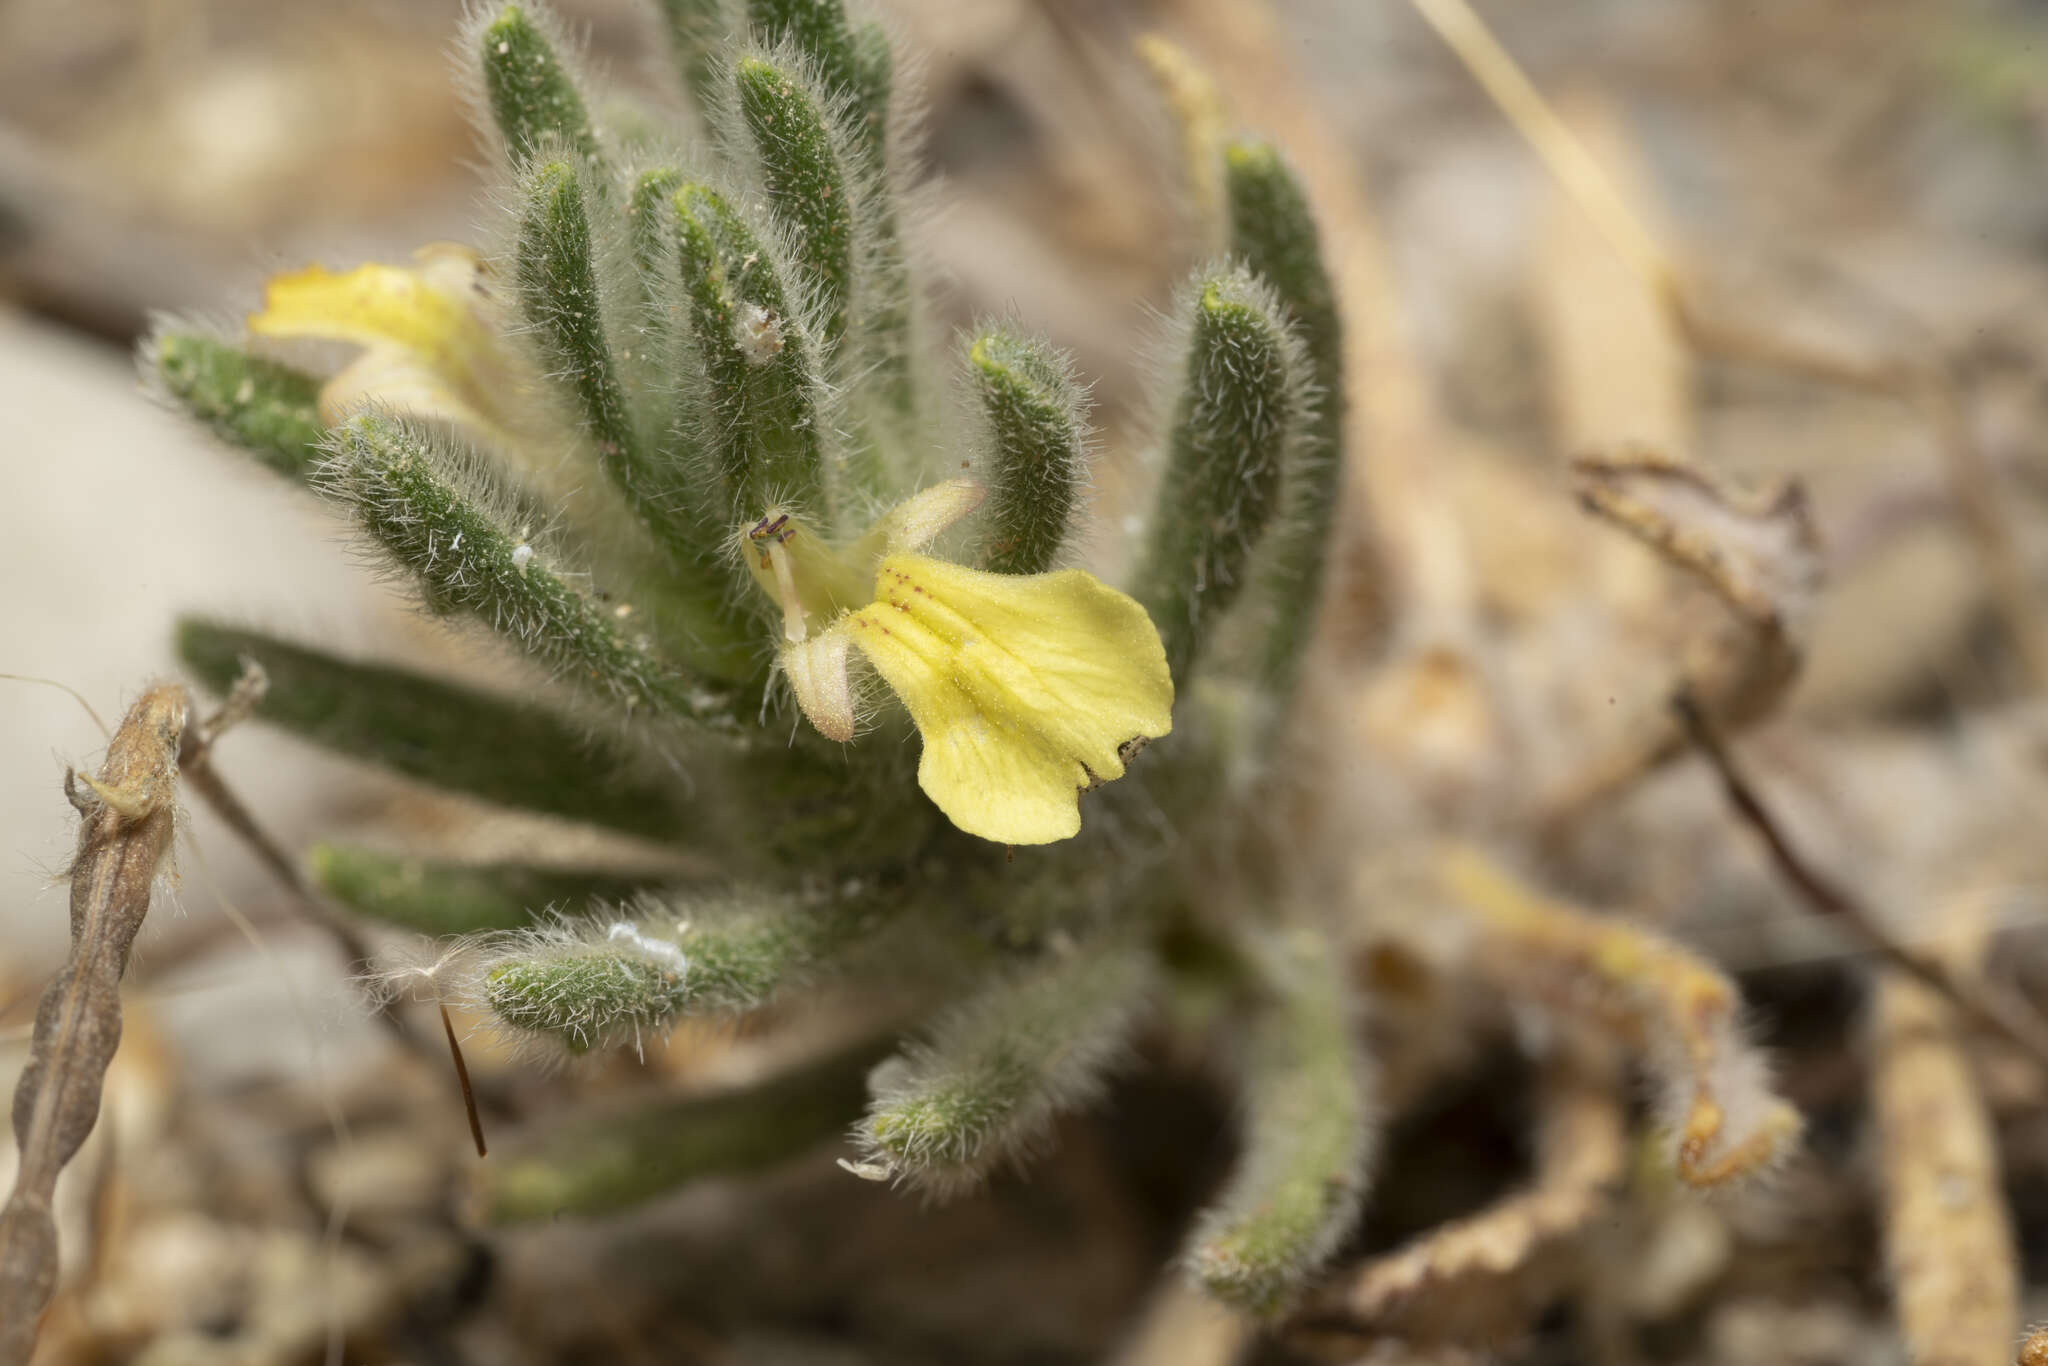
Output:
[
  {"xmin": 1427, "ymin": 846, "xmax": 1800, "ymax": 1189},
  {"xmin": 1871, "ymin": 970, "xmax": 2016, "ymax": 1366},
  {"xmin": 0, "ymin": 685, "xmax": 186, "ymax": 1366},
  {"xmin": 1575, "ymin": 450, "xmax": 1822, "ymax": 719},
  {"xmin": 1317, "ymin": 1051, "xmax": 1625, "ymax": 1345},
  {"xmin": 1541, "ymin": 451, "xmax": 1826, "ymax": 823}
]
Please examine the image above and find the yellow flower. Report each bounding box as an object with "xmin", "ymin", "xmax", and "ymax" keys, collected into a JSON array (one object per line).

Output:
[
  {"xmin": 746, "ymin": 482, "xmax": 1174, "ymax": 845},
  {"xmin": 251, "ymin": 248, "xmax": 1174, "ymax": 843},
  {"xmin": 247, "ymin": 244, "xmax": 530, "ymax": 451}
]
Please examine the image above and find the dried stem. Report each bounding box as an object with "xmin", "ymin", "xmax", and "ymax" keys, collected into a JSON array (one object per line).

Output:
[
  {"xmin": 1673, "ymin": 690, "xmax": 2048, "ymax": 1073},
  {"xmin": 1404, "ymin": 0, "xmax": 1674, "ymax": 297},
  {"xmin": 1134, "ymin": 35, "xmax": 1228, "ymax": 255},
  {"xmin": 175, "ymin": 668, "xmax": 435, "ymax": 1063},
  {"xmin": 1, "ymin": 685, "xmax": 188, "ymax": 1366},
  {"xmin": 439, "ymin": 1003, "xmax": 487, "ymax": 1159},
  {"xmin": 1539, "ymin": 454, "xmax": 1822, "ymax": 828}
]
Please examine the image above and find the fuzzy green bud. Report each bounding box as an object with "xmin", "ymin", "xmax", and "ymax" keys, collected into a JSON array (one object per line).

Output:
[
  {"xmin": 966, "ymin": 328, "xmax": 1088, "ymax": 576},
  {"xmin": 855, "ymin": 944, "xmax": 1153, "ymax": 1196},
  {"xmin": 479, "ymin": 5, "xmax": 603, "ymax": 171}
]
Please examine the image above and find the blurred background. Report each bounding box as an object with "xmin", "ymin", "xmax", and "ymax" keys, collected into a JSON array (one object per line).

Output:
[{"xmin": 8, "ymin": 0, "xmax": 2048, "ymax": 1361}]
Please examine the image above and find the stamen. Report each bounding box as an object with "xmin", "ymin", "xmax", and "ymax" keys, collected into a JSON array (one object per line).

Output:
[{"xmin": 765, "ymin": 541, "xmax": 808, "ymax": 642}]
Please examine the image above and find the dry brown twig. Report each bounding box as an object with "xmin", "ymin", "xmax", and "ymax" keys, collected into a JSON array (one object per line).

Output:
[
  {"xmin": 1674, "ymin": 294, "xmax": 2048, "ymax": 691},
  {"xmin": 175, "ymin": 666, "xmax": 377, "ymax": 971},
  {"xmin": 0, "ymin": 661, "xmax": 499, "ymax": 1364},
  {"xmin": 1576, "ymin": 453, "xmax": 1821, "ymax": 710},
  {"xmin": 1541, "ymin": 452, "xmax": 1824, "ymax": 827},
  {"xmin": 1133, "ymin": 34, "xmax": 1228, "ymax": 258},
  {"xmin": 0, "ymin": 684, "xmax": 188, "ymax": 1366},
  {"xmin": 1673, "ymin": 692, "xmax": 2048, "ymax": 1077},
  {"xmin": 174, "ymin": 663, "xmax": 456, "ymax": 1085}
]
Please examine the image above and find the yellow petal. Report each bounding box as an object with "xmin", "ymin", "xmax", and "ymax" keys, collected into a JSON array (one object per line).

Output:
[
  {"xmin": 782, "ymin": 629, "xmax": 856, "ymax": 742},
  {"xmin": 856, "ymin": 478, "xmax": 985, "ymax": 559},
  {"xmin": 250, "ymin": 251, "xmax": 480, "ymax": 361},
  {"xmin": 847, "ymin": 554, "xmax": 1173, "ymax": 844},
  {"xmin": 247, "ymin": 246, "xmax": 514, "ymax": 435},
  {"xmin": 315, "ymin": 348, "xmax": 512, "ymax": 447}
]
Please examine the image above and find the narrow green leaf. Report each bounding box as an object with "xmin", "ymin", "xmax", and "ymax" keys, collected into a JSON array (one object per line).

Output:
[
  {"xmin": 847, "ymin": 19, "xmax": 894, "ymax": 162},
  {"xmin": 743, "ymin": 9, "xmax": 915, "ymax": 423},
  {"xmin": 309, "ymin": 844, "xmax": 661, "ymax": 935},
  {"xmin": 845, "ymin": 20, "xmax": 915, "ymax": 421},
  {"xmin": 733, "ymin": 56, "xmax": 854, "ymax": 351},
  {"xmin": 673, "ymin": 182, "xmax": 824, "ymax": 518},
  {"xmin": 323, "ymin": 413, "xmax": 740, "ymax": 728},
  {"xmin": 516, "ymin": 161, "xmax": 648, "ymax": 509},
  {"xmin": 489, "ymin": 1036, "xmax": 890, "ymax": 1220},
  {"xmin": 150, "ymin": 331, "xmax": 326, "ymax": 479},
  {"xmin": 177, "ymin": 618, "xmax": 701, "ymax": 841},
  {"xmin": 1185, "ymin": 927, "xmax": 1372, "ymax": 1316},
  {"xmin": 627, "ymin": 166, "xmax": 685, "ymax": 319},
  {"xmin": 1225, "ymin": 140, "xmax": 1344, "ymax": 695},
  {"xmin": 622, "ymin": 165, "xmax": 696, "ymax": 431},
  {"xmin": 479, "ymin": 885, "xmax": 883, "ymax": 1048},
  {"xmin": 744, "ymin": 0, "xmax": 859, "ymax": 99},
  {"xmin": 651, "ymin": 0, "xmax": 735, "ymax": 117},
  {"xmin": 517, "ymin": 162, "xmax": 755, "ymax": 666}
]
